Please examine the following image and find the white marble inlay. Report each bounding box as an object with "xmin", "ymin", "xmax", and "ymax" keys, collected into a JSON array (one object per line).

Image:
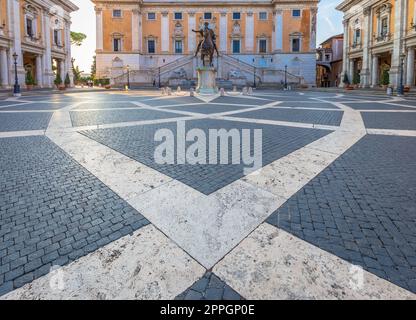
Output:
[
  {"xmin": 1, "ymin": 225, "xmax": 205, "ymax": 300},
  {"xmin": 213, "ymin": 223, "xmax": 416, "ymax": 300}
]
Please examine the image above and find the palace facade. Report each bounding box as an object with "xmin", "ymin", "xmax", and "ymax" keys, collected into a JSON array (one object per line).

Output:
[
  {"xmin": 0, "ymin": 0, "xmax": 78, "ymax": 89},
  {"xmin": 337, "ymin": 0, "xmax": 416, "ymax": 88},
  {"xmin": 92, "ymin": 0, "xmax": 319, "ymax": 87}
]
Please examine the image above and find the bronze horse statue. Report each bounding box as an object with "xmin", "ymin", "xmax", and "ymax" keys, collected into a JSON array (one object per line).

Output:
[{"xmin": 192, "ymin": 22, "xmax": 219, "ymax": 67}]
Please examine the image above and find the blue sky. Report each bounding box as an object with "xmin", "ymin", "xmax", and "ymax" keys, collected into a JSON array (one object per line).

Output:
[{"xmin": 70, "ymin": 0, "xmax": 344, "ymax": 73}]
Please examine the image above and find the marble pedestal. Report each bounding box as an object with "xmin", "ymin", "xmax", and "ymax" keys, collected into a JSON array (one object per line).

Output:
[{"xmin": 196, "ymin": 67, "xmax": 218, "ymax": 95}]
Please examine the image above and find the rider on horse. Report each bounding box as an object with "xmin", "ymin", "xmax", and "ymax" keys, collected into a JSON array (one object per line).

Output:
[{"xmin": 192, "ymin": 22, "xmax": 220, "ymax": 66}]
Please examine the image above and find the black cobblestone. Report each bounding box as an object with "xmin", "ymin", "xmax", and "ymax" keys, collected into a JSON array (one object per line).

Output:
[
  {"xmin": 165, "ymin": 103, "xmax": 251, "ymax": 114},
  {"xmin": 267, "ymin": 135, "xmax": 416, "ymax": 293},
  {"xmin": 279, "ymin": 102, "xmax": 340, "ymax": 109},
  {"xmin": 81, "ymin": 119, "xmax": 330, "ymax": 195},
  {"xmin": 0, "ymin": 136, "xmax": 150, "ymax": 295},
  {"xmin": 73, "ymin": 102, "xmax": 142, "ymax": 110},
  {"xmin": 212, "ymin": 96, "xmax": 274, "ymax": 106},
  {"xmin": 175, "ymin": 272, "xmax": 244, "ymax": 300},
  {"xmin": 231, "ymin": 108, "xmax": 344, "ymax": 126},
  {"xmin": 344, "ymin": 103, "xmax": 415, "ymax": 110},
  {"xmin": 142, "ymin": 96, "xmax": 202, "ymax": 107},
  {"xmin": 70, "ymin": 109, "xmax": 185, "ymax": 127},
  {"xmin": 1, "ymin": 103, "xmax": 71, "ymax": 111},
  {"xmin": 362, "ymin": 112, "xmax": 416, "ymax": 130},
  {"xmin": 0, "ymin": 113, "xmax": 52, "ymax": 132}
]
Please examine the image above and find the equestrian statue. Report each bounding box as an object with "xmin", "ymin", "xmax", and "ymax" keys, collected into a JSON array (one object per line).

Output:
[{"xmin": 192, "ymin": 22, "xmax": 220, "ymax": 67}]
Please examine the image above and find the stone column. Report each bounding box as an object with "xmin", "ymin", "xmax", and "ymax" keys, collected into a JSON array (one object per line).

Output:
[
  {"xmin": 309, "ymin": 8, "xmax": 317, "ymax": 51},
  {"xmin": 36, "ymin": 55, "xmax": 43, "ymax": 88},
  {"xmin": 361, "ymin": 7, "xmax": 372, "ymax": 87},
  {"xmin": 10, "ymin": 0, "xmax": 25, "ymax": 86},
  {"xmin": 95, "ymin": 8, "xmax": 103, "ymax": 51},
  {"xmin": 390, "ymin": 0, "xmax": 405, "ymax": 88},
  {"xmin": 138, "ymin": 12, "xmax": 143, "ymax": 52},
  {"xmin": 340, "ymin": 19, "xmax": 349, "ymax": 86},
  {"xmin": 132, "ymin": 9, "xmax": 139, "ymax": 51},
  {"xmin": 65, "ymin": 21, "xmax": 74, "ymax": 86},
  {"xmin": 59, "ymin": 60, "xmax": 65, "ymax": 80},
  {"xmin": 0, "ymin": 48, "xmax": 9, "ymax": 87},
  {"xmin": 406, "ymin": 47, "xmax": 415, "ymax": 86},
  {"xmin": 161, "ymin": 12, "xmax": 169, "ymax": 53},
  {"xmin": 188, "ymin": 12, "xmax": 196, "ymax": 53},
  {"xmin": 349, "ymin": 59, "xmax": 354, "ymax": 82},
  {"xmin": 42, "ymin": 11, "xmax": 53, "ymax": 87},
  {"xmin": 245, "ymin": 12, "xmax": 254, "ymax": 52},
  {"xmin": 219, "ymin": 12, "xmax": 227, "ymax": 53},
  {"xmin": 371, "ymin": 54, "xmax": 379, "ymax": 87},
  {"xmin": 273, "ymin": 10, "xmax": 283, "ymax": 52}
]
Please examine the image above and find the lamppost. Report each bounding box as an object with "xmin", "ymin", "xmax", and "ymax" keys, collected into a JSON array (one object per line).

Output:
[
  {"xmin": 126, "ymin": 65, "xmax": 130, "ymax": 90},
  {"xmin": 158, "ymin": 66, "xmax": 161, "ymax": 88},
  {"xmin": 398, "ymin": 54, "xmax": 405, "ymax": 96},
  {"xmin": 252, "ymin": 58, "xmax": 256, "ymax": 88},
  {"xmin": 12, "ymin": 53, "xmax": 21, "ymax": 96},
  {"xmin": 284, "ymin": 65, "xmax": 288, "ymax": 90}
]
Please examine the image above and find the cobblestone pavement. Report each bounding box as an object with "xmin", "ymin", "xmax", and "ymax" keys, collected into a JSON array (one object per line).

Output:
[
  {"xmin": 230, "ymin": 108, "xmax": 344, "ymax": 126},
  {"xmin": 0, "ymin": 113, "xmax": 52, "ymax": 132},
  {"xmin": 0, "ymin": 90, "xmax": 415, "ymax": 299}
]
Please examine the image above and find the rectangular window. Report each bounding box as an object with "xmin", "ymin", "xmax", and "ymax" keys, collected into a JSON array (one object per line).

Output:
[
  {"xmin": 233, "ymin": 12, "xmax": 241, "ymax": 20},
  {"xmin": 148, "ymin": 39, "xmax": 155, "ymax": 53},
  {"xmin": 355, "ymin": 29, "xmax": 361, "ymax": 43},
  {"xmin": 148, "ymin": 12, "xmax": 156, "ymax": 20},
  {"xmin": 26, "ymin": 18, "xmax": 33, "ymax": 37},
  {"xmin": 112, "ymin": 9, "xmax": 122, "ymax": 18},
  {"xmin": 259, "ymin": 39, "xmax": 267, "ymax": 53},
  {"xmin": 204, "ymin": 12, "xmax": 212, "ymax": 20},
  {"xmin": 175, "ymin": 40, "xmax": 183, "ymax": 54},
  {"xmin": 259, "ymin": 12, "xmax": 268, "ymax": 20},
  {"xmin": 232, "ymin": 40, "xmax": 240, "ymax": 53},
  {"xmin": 53, "ymin": 30, "xmax": 59, "ymax": 45},
  {"xmin": 292, "ymin": 9, "xmax": 301, "ymax": 17},
  {"xmin": 381, "ymin": 17, "xmax": 388, "ymax": 36},
  {"xmin": 292, "ymin": 38, "xmax": 300, "ymax": 52},
  {"xmin": 174, "ymin": 12, "xmax": 182, "ymax": 20},
  {"xmin": 114, "ymin": 38, "xmax": 121, "ymax": 52}
]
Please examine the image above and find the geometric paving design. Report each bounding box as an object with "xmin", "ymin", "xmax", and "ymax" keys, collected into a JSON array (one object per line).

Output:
[
  {"xmin": 230, "ymin": 108, "xmax": 344, "ymax": 126},
  {"xmin": 175, "ymin": 272, "xmax": 244, "ymax": 300},
  {"xmin": 0, "ymin": 136, "xmax": 149, "ymax": 295},
  {"xmin": 361, "ymin": 112, "xmax": 416, "ymax": 130},
  {"xmin": 0, "ymin": 113, "xmax": 53, "ymax": 132},
  {"xmin": 267, "ymin": 135, "xmax": 416, "ymax": 293},
  {"xmin": 81, "ymin": 119, "xmax": 331, "ymax": 194}
]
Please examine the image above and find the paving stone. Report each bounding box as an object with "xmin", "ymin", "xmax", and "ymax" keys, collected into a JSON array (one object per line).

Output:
[
  {"xmin": 343, "ymin": 102, "xmax": 415, "ymax": 110},
  {"xmin": 175, "ymin": 272, "xmax": 244, "ymax": 300},
  {"xmin": 0, "ymin": 136, "xmax": 150, "ymax": 295},
  {"xmin": 0, "ymin": 113, "xmax": 52, "ymax": 132},
  {"xmin": 165, "ymin": 103, "xmax": 251, "ymax": 114},
  {"xmin": 81, "ymin": 118, "xmax": 330, "ymax": 195},
  {"xmin": 267, "ymin": 135, "xmax": 416, "ymax": 293},
  {"xmin": 362, "ymin": 112, "xmax": 416, "ymax": 130}
]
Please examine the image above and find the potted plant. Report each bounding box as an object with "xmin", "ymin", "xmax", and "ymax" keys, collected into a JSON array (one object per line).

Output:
[
  {"xmin": 381, "ymin": 69, "xmax": 390, "ymax": 89},
  {"xmin": 343, "ymin": 73, "xmax": 353, "ymax": 89},
  {"xmin": 352, "ymin": 72, "xmax": 360, "ymax": 89},
  {"xmin": 64, "ymin": 73, "xmax": 71, "ymax": 88},
  {"xmin": 404, "ymin": 85, "xmax": 410, "ymax": 92},
  {"xmin": 25, "ymin": 71, "xmax": 36, "ymax": 90},
  {"xmin": 54, "ymin": 74, "xmax": 65, "ymax": 90}
]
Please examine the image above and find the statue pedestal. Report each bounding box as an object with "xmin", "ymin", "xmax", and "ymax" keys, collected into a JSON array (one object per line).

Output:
[{"xmin": 196, "ymin": 67, "xmax": 218, "ymax": 95}]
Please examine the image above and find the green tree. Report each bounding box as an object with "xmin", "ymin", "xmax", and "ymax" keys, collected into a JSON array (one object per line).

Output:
[
  {"xmin": 71, "ymin": 58, "xmax": 83, "ymax": 85},
  {"xmin": 90, "ymin": 55, "xmax": 96, "ymax": 80},
  {"xmin": 70, "ymin": 31, "xmax": 87, "ymax": 46},
  {"xmin": 352, "ymin": 72, "xmax": 360, "ymax": 85}
]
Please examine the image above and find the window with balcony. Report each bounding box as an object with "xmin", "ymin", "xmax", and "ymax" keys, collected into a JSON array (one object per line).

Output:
[
  {"xmin": 232, "ymin": 39, "xmax": 240, "ymax": 53},
  {"xmin": 292, "ymin": 38, "xmax": 300, "ymax": 52},
  {"xmin": 113, "ymin": 38, "xmax": 121, "ymax": 52},
  {"xmin": 381, "ymin": 17, "xmax": 388, "ymax": 36},
  {"xmin": 53, "ymin": 29, "xmax": 61, "ymax": 46},
  {"xmin": 148, "ymin": 39, "xmax": 155, "ymax": 53},
  {"xmin": 175, "ymin": 40, "xmax": 183, "ymax": 54},
  {"xmin": 259, "ymin": 39, "xmax": 267, "ymax": 53}
]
